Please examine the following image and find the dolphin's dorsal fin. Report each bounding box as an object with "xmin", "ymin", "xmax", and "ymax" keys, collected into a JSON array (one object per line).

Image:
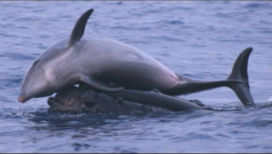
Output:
[{"xmin": 69, "ymin": 8, "xmax": 94, "ymax": 46}]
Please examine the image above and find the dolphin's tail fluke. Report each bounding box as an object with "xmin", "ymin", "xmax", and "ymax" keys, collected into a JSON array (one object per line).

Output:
[
  {"xmin": 227, "ymin": 47, "xmax": 255, "ymax": 106},
  {"xmin": 165, "ymin": 47, "xmax": 255, "ymax": 106}
]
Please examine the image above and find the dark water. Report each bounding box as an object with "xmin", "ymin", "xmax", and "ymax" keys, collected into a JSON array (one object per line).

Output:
[{"xmin": 0, "ymin": 1, "xmax": 272, "ymax": 153}]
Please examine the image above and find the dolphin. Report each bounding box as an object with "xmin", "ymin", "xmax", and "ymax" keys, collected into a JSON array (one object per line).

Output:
[{"xmin": 18, "ymin": 8, "xmax": 255, "ymax": 107}]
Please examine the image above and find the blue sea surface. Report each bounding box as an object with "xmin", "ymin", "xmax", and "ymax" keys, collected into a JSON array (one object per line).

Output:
[{"xmin": 0, "ymin": 1, "xmax": 271, "ymax": 152}]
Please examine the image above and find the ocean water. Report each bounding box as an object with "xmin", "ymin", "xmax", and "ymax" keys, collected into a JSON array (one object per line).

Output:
[{"xmin": 0, "ymin": 1, "xmax": 272, "ymax": 152}]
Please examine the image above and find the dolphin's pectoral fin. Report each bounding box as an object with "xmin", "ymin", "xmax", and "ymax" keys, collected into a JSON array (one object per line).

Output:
[
  {"xmin": 107, "ymin": 89, "xmax": 202, "ymax": 111},
  {"xmin": 69, "ymin": 8, "xmax": 94, "ymax": 46},
  {"xmin": 79, "ymin": 74, "xmax": 123, "ymax": 92}
]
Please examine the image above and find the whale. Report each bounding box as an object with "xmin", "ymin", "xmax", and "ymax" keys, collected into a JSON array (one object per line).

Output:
[
  {"xmin": 48, "ymin": 86, "xmax": 203, "ymax": 113},
  {"xmin": 18, "ymin": 8, "xmax": 255, "ymax": 107}
]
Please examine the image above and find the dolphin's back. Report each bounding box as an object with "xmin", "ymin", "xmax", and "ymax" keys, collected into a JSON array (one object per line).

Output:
[{"xmin": 78, "ymin": 38, "xmax": 179, "ymax": 90}]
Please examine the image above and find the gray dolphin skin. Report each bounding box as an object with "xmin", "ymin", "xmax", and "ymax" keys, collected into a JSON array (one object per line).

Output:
[{"xmin": 18, "ymin": 8, "xmax": 255, "ymax": 107}]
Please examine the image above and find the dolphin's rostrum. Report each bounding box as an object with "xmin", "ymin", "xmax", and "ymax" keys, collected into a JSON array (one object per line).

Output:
[{"xmin": 18, "ymin": 8, "xmax": 255, "ymax": 107}]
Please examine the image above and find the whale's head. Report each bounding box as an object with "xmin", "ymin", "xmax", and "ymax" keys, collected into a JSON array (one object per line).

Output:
[{"xmin": 18, "ymin": 8, "xmax": 94, "ymax": 103}]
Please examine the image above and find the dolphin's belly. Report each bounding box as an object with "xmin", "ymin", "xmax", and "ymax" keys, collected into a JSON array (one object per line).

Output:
[
  {"xmin": 79, "ymin": 38, "xmax": 179, "ymax": 90},
  {"xmin": 97, "ymin": 61, "xmax": 179, "ymax": 90}
]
